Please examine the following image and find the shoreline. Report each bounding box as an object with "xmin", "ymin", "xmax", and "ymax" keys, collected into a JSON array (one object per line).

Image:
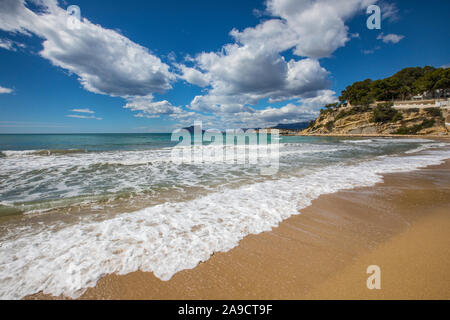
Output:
[{"xmin": 28, "ymin": 158, "xmax": 450, "ymax": 300}]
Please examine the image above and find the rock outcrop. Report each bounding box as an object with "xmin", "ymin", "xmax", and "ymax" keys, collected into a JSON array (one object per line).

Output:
[{"xmin": 301, "ymin": 104, "xmax": 449, "ymax": 136}]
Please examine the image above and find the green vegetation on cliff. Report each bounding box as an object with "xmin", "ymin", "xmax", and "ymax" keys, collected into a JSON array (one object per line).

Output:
[
  {"xmin": 339, "ymin": 66, "xmax": 450, "ymax": 105},
  {"xmin": 301, "ymin": 66, "xmax": 449, "ymax": 136},
  {"xmin": 395, "ymin": 119, "xmax": 436, "ymax": 135},
  {"xmin": 371, "ymin": 102, "xmax": 403, "ymax": 123}
]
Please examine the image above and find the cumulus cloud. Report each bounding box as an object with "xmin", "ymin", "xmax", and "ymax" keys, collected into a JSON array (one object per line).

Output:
[
  {"xmin": 0, "ymin": 86, "xmax": 13, "ymax": 94},
  {"xmin": 377, "ymin": 32, "xmax": 404, "ymax": 44},
  {"xmin": 204, "ymin": 0, "xmax": 377, "ymax": 61},
  {"xmin": 0, "ymin": 0, "xmax": 379, "ymax": 129},
  {"xmin": 123, "ymin": 96, "xmax": 183, "ymax": 119},
  {"xmin": 186, "ymin": 89, "xmax": 337, "ymax": 129},
  {"xmin": 175, "ymin": 64, "xmax": 210, "ymax": 87},
  {"xmin": 0, "ymin": 0, "xmax": 175, "ymax": 97},
  {"xmin": 262, "ymin": 0, "xmax": 376, "ymax": 58},
  {"xmin": 185, "ymin": 46, "xmax": 331, "ymax": 114},
  {"xmin": 176, "ymin": 0, "xmax": 373, "ymax": 125},
  {"xmin": 232, "ymin": 103, "xmax": 316, "ymax": 127},
  {"xmin": 240, "ymin": 89, "xmax": 337, "ymax": 126}
]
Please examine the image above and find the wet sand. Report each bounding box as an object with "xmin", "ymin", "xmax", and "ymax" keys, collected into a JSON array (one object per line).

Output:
[
  {"xmin": 305, "ymin": 206, "xmax": 450, "ymax": 299},
  {"xmin": 30, "ymin": 160, "xmax": 450, "ymax": 300}
]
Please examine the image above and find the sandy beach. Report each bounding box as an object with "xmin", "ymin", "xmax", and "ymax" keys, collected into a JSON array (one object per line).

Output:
[{"xmin": 28, "ymin": 158, "xmax": 450, "ymax": 300}]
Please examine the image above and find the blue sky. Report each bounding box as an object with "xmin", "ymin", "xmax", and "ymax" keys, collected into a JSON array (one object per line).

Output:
[{"xmin": 0, "ymin": 0, "xmax": 449, "ymax": 133}]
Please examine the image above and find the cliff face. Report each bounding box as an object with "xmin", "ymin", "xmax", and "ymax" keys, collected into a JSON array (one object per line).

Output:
[{"xmin": 301, "ymin": 105, "xmax": 449, "ymax": 136}]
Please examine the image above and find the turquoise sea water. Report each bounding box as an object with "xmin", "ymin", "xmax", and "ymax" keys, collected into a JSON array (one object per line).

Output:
[{"xmin": 0, "ymin": 133, "xmax": 176, "ymax": 152}]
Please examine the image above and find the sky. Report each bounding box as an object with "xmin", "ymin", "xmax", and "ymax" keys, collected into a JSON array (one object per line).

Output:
[{"xmin": 0, "ymin": 0, "xmax": 449, "ymax": 133}]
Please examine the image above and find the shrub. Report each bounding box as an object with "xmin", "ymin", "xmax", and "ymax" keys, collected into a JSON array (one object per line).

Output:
[
  {"xmin": 395, "ymin": 127, "xmax": 412, "ymax": 135},
  {"xmin": 335, "ymin": 105, "xmax": 370, "ymax": 121},
  {"xmin": 424, "ymin": 107, "xmax": 443, "ymax": 118},
  {"xmin": 422, "ymin": 118, "xmax": 435, "ymax": 128},
  {"xmin": 372, "ymin": 103, "xmax": 403, "ymax": 123},
  {"xmin": 325, "ymin": 121, "xmax": 334, "ymax": 131},
  {"xmin": 392, "ymin": 112, "xmax": 403, "ymax": 122},
  {"xmin": 335, "ymin": 111, "xmax": 348, "ymax": 121},
  {"xmin": 395, "ymin": 119, "xmax": 435, "ymax": 135},
  {"xmin": 320, "ymin": 103, "xmax": 339, "ymax": 115}
]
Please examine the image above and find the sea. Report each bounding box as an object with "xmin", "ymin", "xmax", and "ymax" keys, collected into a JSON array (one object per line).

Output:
[{"xmin": 0, "ymin": 133, "xmax": 449, "ymax": 299}]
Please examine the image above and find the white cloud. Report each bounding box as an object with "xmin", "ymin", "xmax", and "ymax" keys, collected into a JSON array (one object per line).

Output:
[
  {"xmin": 0, "ymin": 0, "xmax": 175, "ymax": 98},
  {"xmin": 133, "ymin": 113, "xmax": 161, "ymax": 119},
  {"xmin": 184, "ymin": 89, "xmax": 337, "ymax": 129},
  {"xmin": 377, "ymin": 32, "xmax": 404, "ymax": 44},
  {"xmin": 71, "ymin": 108, "xmax": 95, "ymax": 114},
  {"xmin": 263, "ymin": 0, "xmax": 376, "ymax": 58},
  {"xmin": 176, "ymin": 0, "xmax": 372, "ymax": 124},
  {"xmin": 298, "ymin": 89, "xmax": 338, "ymax": 108},
  {"xmin": 187, "ymin": 50, "xmax": 330, "ymax": 114},
  {"xmin": 67, "ymin": 107, "xmax": 101, "ymax": 119},
  {"xmin": 0, "ymin": 86, "xmax": 13, "ymax": 94},
  {"xmin": 123, "ymin": 96, "xmax": 183, "ymax": 118},
  {"xmin": 238, "ymin": 103, "xmax": 316, "ymax": 125},
  {"xmin": 66, "ymin": 114, "xmax": 102, "ymax": 120},
  {"xmin": 362, "ymin": 46, "xmax": 381, "ymax": 55},
  {"xmin": 0, "ymin": 0, "xmax": 376, "ymax": 129},
  {"xmin": 380, "ymin": 1, "xmax": 400, "ymax": 22},
  {"xmin": 176, "ymin": 64, "xmax": 210, "ymax": 87},
  {"xmin": 247, "ymin": 89, "xmax": 337, "ymax": 126},
  {"xmin": 0, "ymin": 38, "xmax": 15, "ymax": 51}
]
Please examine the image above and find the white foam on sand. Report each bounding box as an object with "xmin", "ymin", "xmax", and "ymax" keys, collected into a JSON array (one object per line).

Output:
[{"xmin": 0, "ymin": 148, "xmax": 449, "ymax": 299}]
